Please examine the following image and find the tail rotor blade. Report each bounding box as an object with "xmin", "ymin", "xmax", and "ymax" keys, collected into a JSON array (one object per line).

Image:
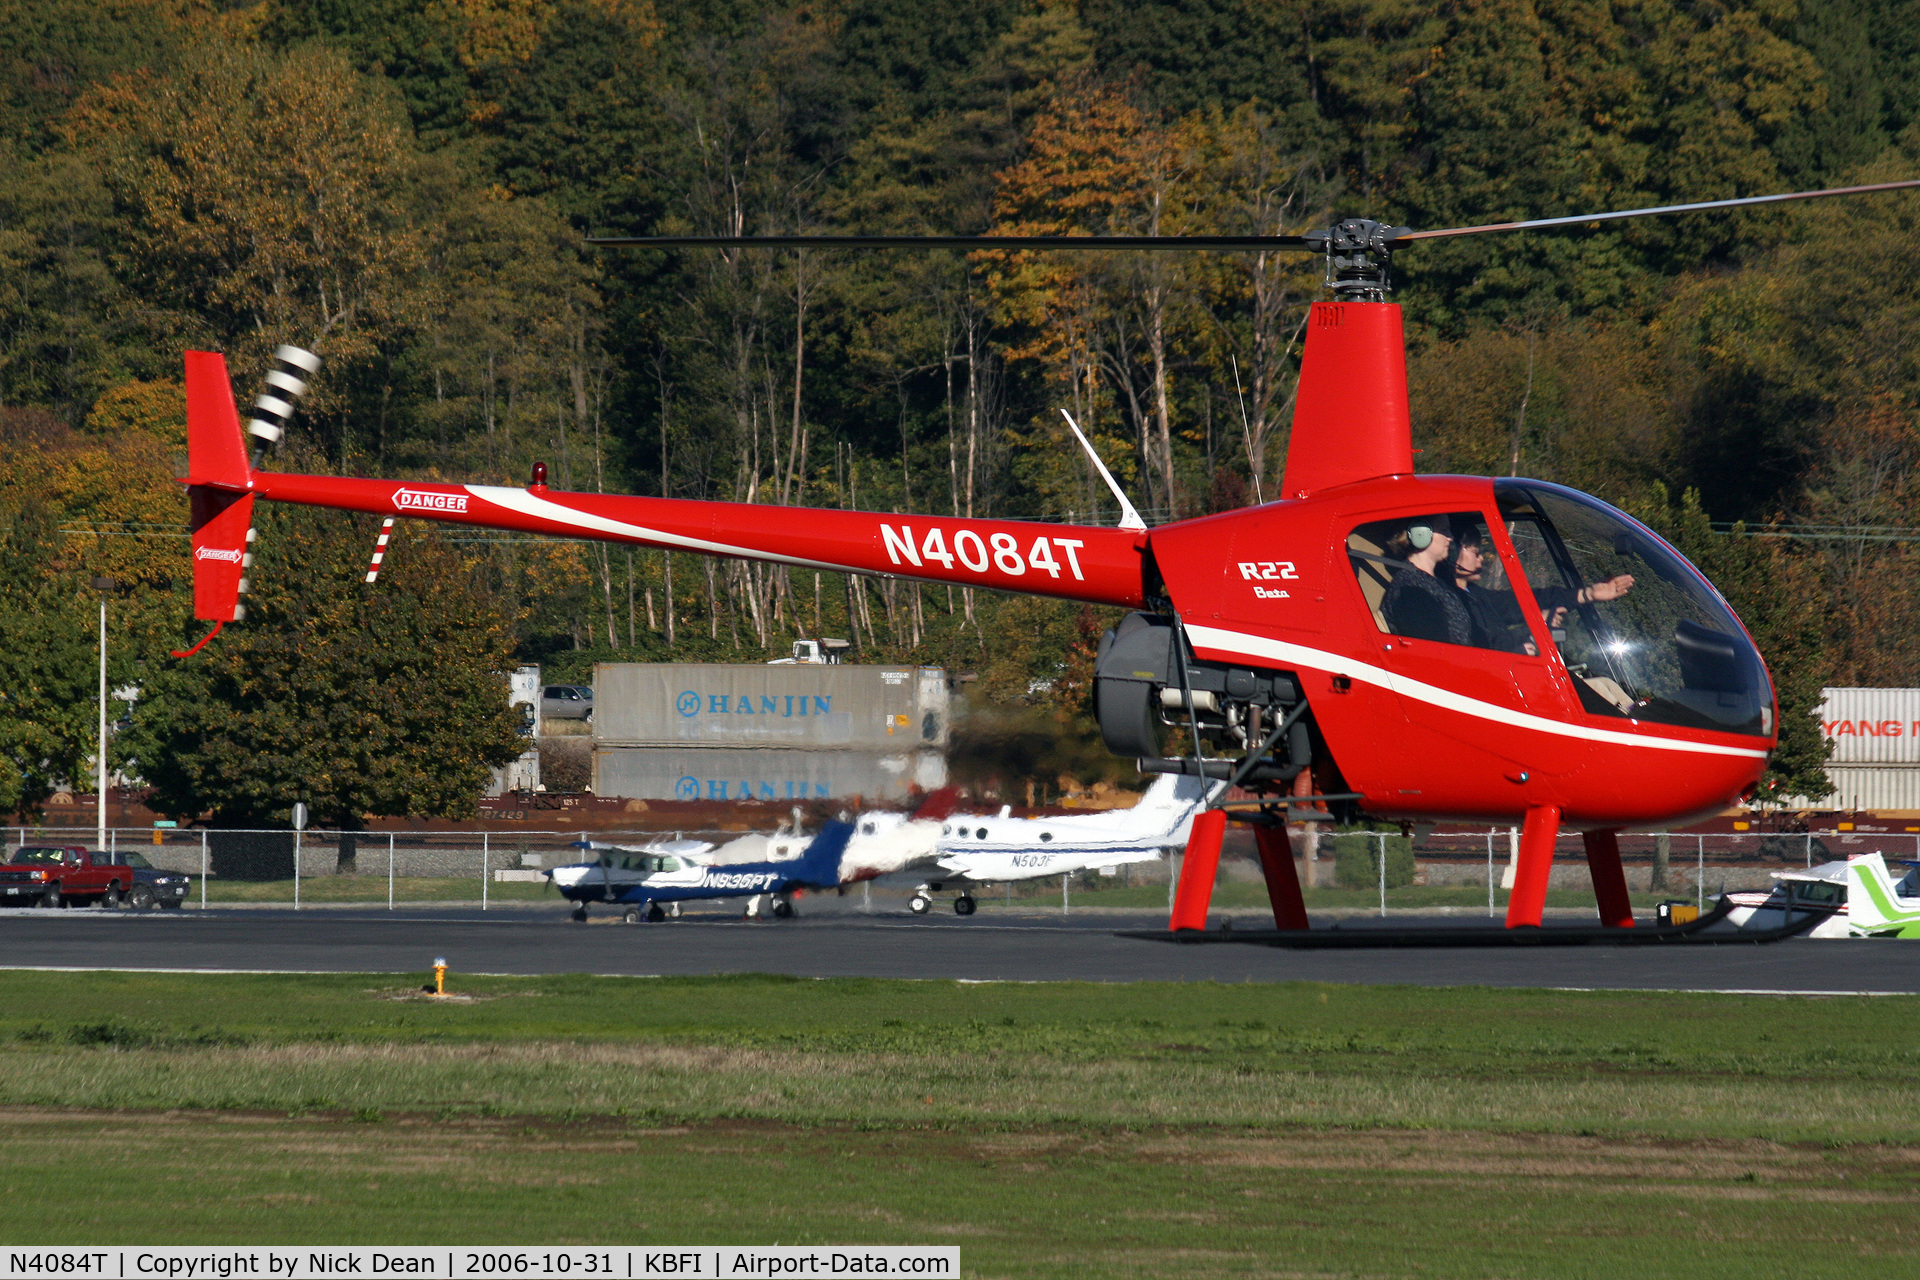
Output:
[{"xmin": 247, "ymin": 345, "xmax": 322, "ymax": 466}]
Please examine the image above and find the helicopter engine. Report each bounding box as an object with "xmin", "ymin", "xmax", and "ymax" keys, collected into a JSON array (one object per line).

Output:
[{"xmin": 1093, "ymin": 612, "xmax": 1311, "ymax": 787}]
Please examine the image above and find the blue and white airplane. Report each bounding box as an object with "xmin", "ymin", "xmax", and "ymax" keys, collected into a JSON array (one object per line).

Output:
[{"xmin": 548, "ymin": 820, "xmax": 854, "ymax": 923}]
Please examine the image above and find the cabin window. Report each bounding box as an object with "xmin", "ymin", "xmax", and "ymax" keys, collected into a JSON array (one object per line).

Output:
[
  {"xmin": 1039, "ymin": 832, "xmax": 1053, "ymax": 842},
  {"xmin": 1496, "ymin": 481, "xmax": 1771, "ymax": 735},
  {"xmin": 1347, "ymin": 512, "xmax": 1531, "ymax": 653}
]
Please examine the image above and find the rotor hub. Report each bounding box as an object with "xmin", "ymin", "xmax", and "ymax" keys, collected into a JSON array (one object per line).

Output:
[{"xmin": 1303, "ymin": 218, "xmax": 1410, "ymax": 302}]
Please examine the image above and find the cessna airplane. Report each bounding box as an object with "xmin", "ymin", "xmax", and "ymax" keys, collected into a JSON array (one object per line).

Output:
[
  {"xmin": 549, "ymin": 820, "xmax": 852, "ymax": 922},
  {"xmin": 912, "ymin": 774, "xmax": 1219, "ymax": 915},
  {"xmin": 1726, "ymin": 853, "xmax": 1920, "ymax": 939}
]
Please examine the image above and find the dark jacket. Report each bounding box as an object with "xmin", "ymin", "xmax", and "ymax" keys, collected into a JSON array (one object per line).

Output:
[{"xmin": 1381, "ymin": 564, "xmax": 1475, "ymax": 646}]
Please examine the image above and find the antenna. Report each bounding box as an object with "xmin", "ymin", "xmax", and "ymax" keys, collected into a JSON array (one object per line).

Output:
[
  {"xmin": 1059, "ymin": 409, "xmax": 1147, "ymax": 532},
  {"xmin": 1230, "ymin": 355, "xmax": 1263, "ymax": 504}
]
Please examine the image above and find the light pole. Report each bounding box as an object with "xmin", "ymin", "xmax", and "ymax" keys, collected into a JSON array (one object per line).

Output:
[{"xmin": 92, "ymin": 576, "xmax": 116, "ymax": 851}]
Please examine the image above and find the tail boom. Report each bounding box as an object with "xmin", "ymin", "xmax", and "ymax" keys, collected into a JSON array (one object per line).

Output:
[{"xmin": 252, "ymin": 471, "xmax": 1148, "ymax": 608}]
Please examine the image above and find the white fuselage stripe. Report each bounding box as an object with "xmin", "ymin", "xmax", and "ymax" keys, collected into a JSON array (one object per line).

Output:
[
  {"xmin": 469, "ymin": 486, "xmax": 855, "ymax": 574},
  {"xmin": 1186, "ymin": 623, "xmax": 1769, "ymax": 760}
]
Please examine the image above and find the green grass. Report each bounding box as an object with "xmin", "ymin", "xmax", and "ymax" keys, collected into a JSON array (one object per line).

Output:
[
  {"xmin": 0, "ymin": 972, "xmax": 1916, "ymax": 1140},
  {"xmin": 1, "ymin": 1111, "xmax": 1915, "ymax": 1276},
  {"xmin": 0, "ymin": 972, "xmax": 1915, "ymax": 1270}
]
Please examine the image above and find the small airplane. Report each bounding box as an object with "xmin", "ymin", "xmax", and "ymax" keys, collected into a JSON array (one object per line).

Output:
[
  {"xmin": 1723, "ymin": 852, "xmax": 1920, "ymax": 939},
  {"xmin": 549, "ymin": 819, "xmax": 853, "ymax": 922},
  {"xmin": 1850, "ymin": 856, "xmax": 1920, "ymax": 937},
  {"xmin": 910, "ymin": 774, "xmax": 1219, "ymax": 915}
]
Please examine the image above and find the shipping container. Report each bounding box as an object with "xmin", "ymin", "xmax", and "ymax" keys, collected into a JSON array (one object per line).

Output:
[
  {"xmin": 1807, "ymin": 765, "xmax": 1920, "ymax": 812},
  {"xmin": 1812, "ymin": 687, "xmax": 1920, "ymax": 764},
  {"xmin": 1776, "ymin": 688, "xmax": 1920, "ymax": 809},
  {"xmin": 592, "ymin": 747, "xmax": 947, "ymax": 802},
  {"xmin": 593, "ymin": 663, "xmax": 950, "ymax": 751}
]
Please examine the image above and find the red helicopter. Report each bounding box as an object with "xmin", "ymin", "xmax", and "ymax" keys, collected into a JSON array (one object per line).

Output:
[{"xmin": 173, "ymin": 179, "xmax": 1920, "ymax": 936}]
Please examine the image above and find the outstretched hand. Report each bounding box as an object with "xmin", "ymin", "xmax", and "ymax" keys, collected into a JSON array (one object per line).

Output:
[{"xmin": 1583, "ymin": 574, "xmax": 1634, "ymax": 603}]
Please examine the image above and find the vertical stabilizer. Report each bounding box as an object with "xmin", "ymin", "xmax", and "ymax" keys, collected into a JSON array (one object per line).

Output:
[
  {"xmin": 796, "ymin": 820, "xmax": 856, "ymax": 887},
  {"xmin": 187, "ymin": 491, "xmax": 253, "ymax": 623},
  {"xmin": 182, "ymin": 351, "xmax": 254, "ymax": 627},
  {"xmin": 1279, "ymin": 302, "xmax": 1413, "ymax": 499},
  {"xmin": 184, "ymin": 351, "xmax": 251, "ymax": 490},
  {"xmin": 1846, "ymin": 853, "xmax": 1903, "ymax": 930}
]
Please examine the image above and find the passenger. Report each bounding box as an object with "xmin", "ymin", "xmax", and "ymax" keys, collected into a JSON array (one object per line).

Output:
[{"xmin": 1380, "ymin": 519, "xmax": 1475, "ymax": 645}]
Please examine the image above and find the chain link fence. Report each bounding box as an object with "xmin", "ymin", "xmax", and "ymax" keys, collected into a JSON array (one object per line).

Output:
[{"xmin": 7, "ymin": 823, "xmax": 1909, "ymax": 915}]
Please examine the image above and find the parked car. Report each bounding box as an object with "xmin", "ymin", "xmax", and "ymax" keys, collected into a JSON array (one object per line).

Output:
[
  {"xmin": 0, "ymin": 845, "xmax": 128, "ymax": 908},
  {"xmin": 541, "ymin": 684, "xmax": 593, "ymax": 721},
  {"xmin": 113, "ymin": 852, "xmax": 190, "ymax": 909}
]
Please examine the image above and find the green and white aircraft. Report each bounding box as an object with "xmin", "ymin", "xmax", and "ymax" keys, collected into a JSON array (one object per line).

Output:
[
  {"xmin": 1725, "ymin": 853, "xmax": 1920, "ymax": 939},
  {"xmin": 1845, "ymin": 854, "xmax": 1920, "ymax": 939}
]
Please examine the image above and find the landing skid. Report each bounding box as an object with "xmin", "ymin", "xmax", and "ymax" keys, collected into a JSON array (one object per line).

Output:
[{"xmin": 1121, "ymin": 897, "xmax": 1833, "ymax": 948}]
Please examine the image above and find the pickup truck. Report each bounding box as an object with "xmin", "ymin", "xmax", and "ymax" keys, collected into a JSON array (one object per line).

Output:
[{"xmin": 1, "ymin": 845, "xmax": 138, "ymax": 908}]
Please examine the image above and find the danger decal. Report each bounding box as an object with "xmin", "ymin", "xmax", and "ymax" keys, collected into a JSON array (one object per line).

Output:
[{"xmin": 393, "ymin": 488, "xmax": 469, "ymax": 514}]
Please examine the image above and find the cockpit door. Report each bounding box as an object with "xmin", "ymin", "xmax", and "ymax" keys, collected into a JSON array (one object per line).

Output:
[{"xmin": 1344, "ymin": 508, "xmax": 1589, "ymax": 805}]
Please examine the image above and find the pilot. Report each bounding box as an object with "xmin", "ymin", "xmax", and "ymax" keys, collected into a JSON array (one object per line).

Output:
[
  {"xmin": 1539, "ymin": 573, "xmax": 1636, "ymax": 624},
  {"xmin": 1380, "ymin": 518, "xmax": 1475, "ymax": 645},
  {"xmin": 1448, "ymin": 526, "xmax": 1637, "ymax": 647}
]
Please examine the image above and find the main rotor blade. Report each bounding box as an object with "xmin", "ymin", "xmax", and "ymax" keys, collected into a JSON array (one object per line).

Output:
[
  {"xmin": 586, "ymin": 233, "xmax": 1313, "ymax": 251},
  {"xmin": 1392, "ymin": 178, "xmax": 1920, "ymax": 244}
]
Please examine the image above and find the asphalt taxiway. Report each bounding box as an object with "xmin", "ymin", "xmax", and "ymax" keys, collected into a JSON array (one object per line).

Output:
[{"xmin": 1, "ymin": 903, "xmax": 1915, "ymax": 992}]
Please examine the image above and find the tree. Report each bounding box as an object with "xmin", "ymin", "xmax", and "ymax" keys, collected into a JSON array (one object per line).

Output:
[
  {"xmin": 120, "ymin": 503, "xmax": 527, "ymax": 830},
  {"xmin": 1408, "ymin": 319, "xmax": 1672, "ymax": 499},
  {"xmin": 0, "ymin": 407, "xmax": 173, "ymax": 816},
  {"xmin": 987, "ymin": 83, "xmax": 1195, "ymax": 517},
  {"xmin": 63, "ymin": 40, "xmax": 427, "ymax": 402}
]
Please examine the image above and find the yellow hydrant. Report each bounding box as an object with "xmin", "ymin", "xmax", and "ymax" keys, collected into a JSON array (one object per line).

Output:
[{"xmin": 432, "ymin": 956, "xmax": 448, "ymax": 997}]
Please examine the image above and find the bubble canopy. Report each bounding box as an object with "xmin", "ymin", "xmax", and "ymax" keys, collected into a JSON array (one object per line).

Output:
[{"xmin": 1494, "ymin": 481, "xmax": 1773, "ymax": 738}]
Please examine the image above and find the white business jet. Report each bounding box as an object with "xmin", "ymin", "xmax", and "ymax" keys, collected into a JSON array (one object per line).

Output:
[{"xmin": 913, "ymin": 773, "xmax": 1218, "ymax": 915}]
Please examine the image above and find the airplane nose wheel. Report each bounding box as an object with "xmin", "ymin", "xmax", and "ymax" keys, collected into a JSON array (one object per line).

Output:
[
  {"xmin": 621, "ymin": 906, "xmax": 642, "ymax": 925},
  {"xmin": 646, "ymin": 903, "xmax": 667, "ymax": 923},
  {"xmin": 570, "ymin": 905, "xmax": 588, "ymax": 923},
  {"xmin": 953, "ymin": 895, "xmax": 976, "ymax": 916},
  {"xmin": 908, "ymin": 895, "xmax": 931, "ymax": 916}
]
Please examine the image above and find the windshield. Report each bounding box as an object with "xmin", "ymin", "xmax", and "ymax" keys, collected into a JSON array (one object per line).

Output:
[
  {"xmin": 122, "ymin": 853, "xmax": 153, "ymax": 869},
  {"xmin": 1496, "ymin": 481, "xmax": 1773, "ymax": 737},
  {"xmin": 11, "ymin": 848, "xmax": 68, "ymax": 866}
]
